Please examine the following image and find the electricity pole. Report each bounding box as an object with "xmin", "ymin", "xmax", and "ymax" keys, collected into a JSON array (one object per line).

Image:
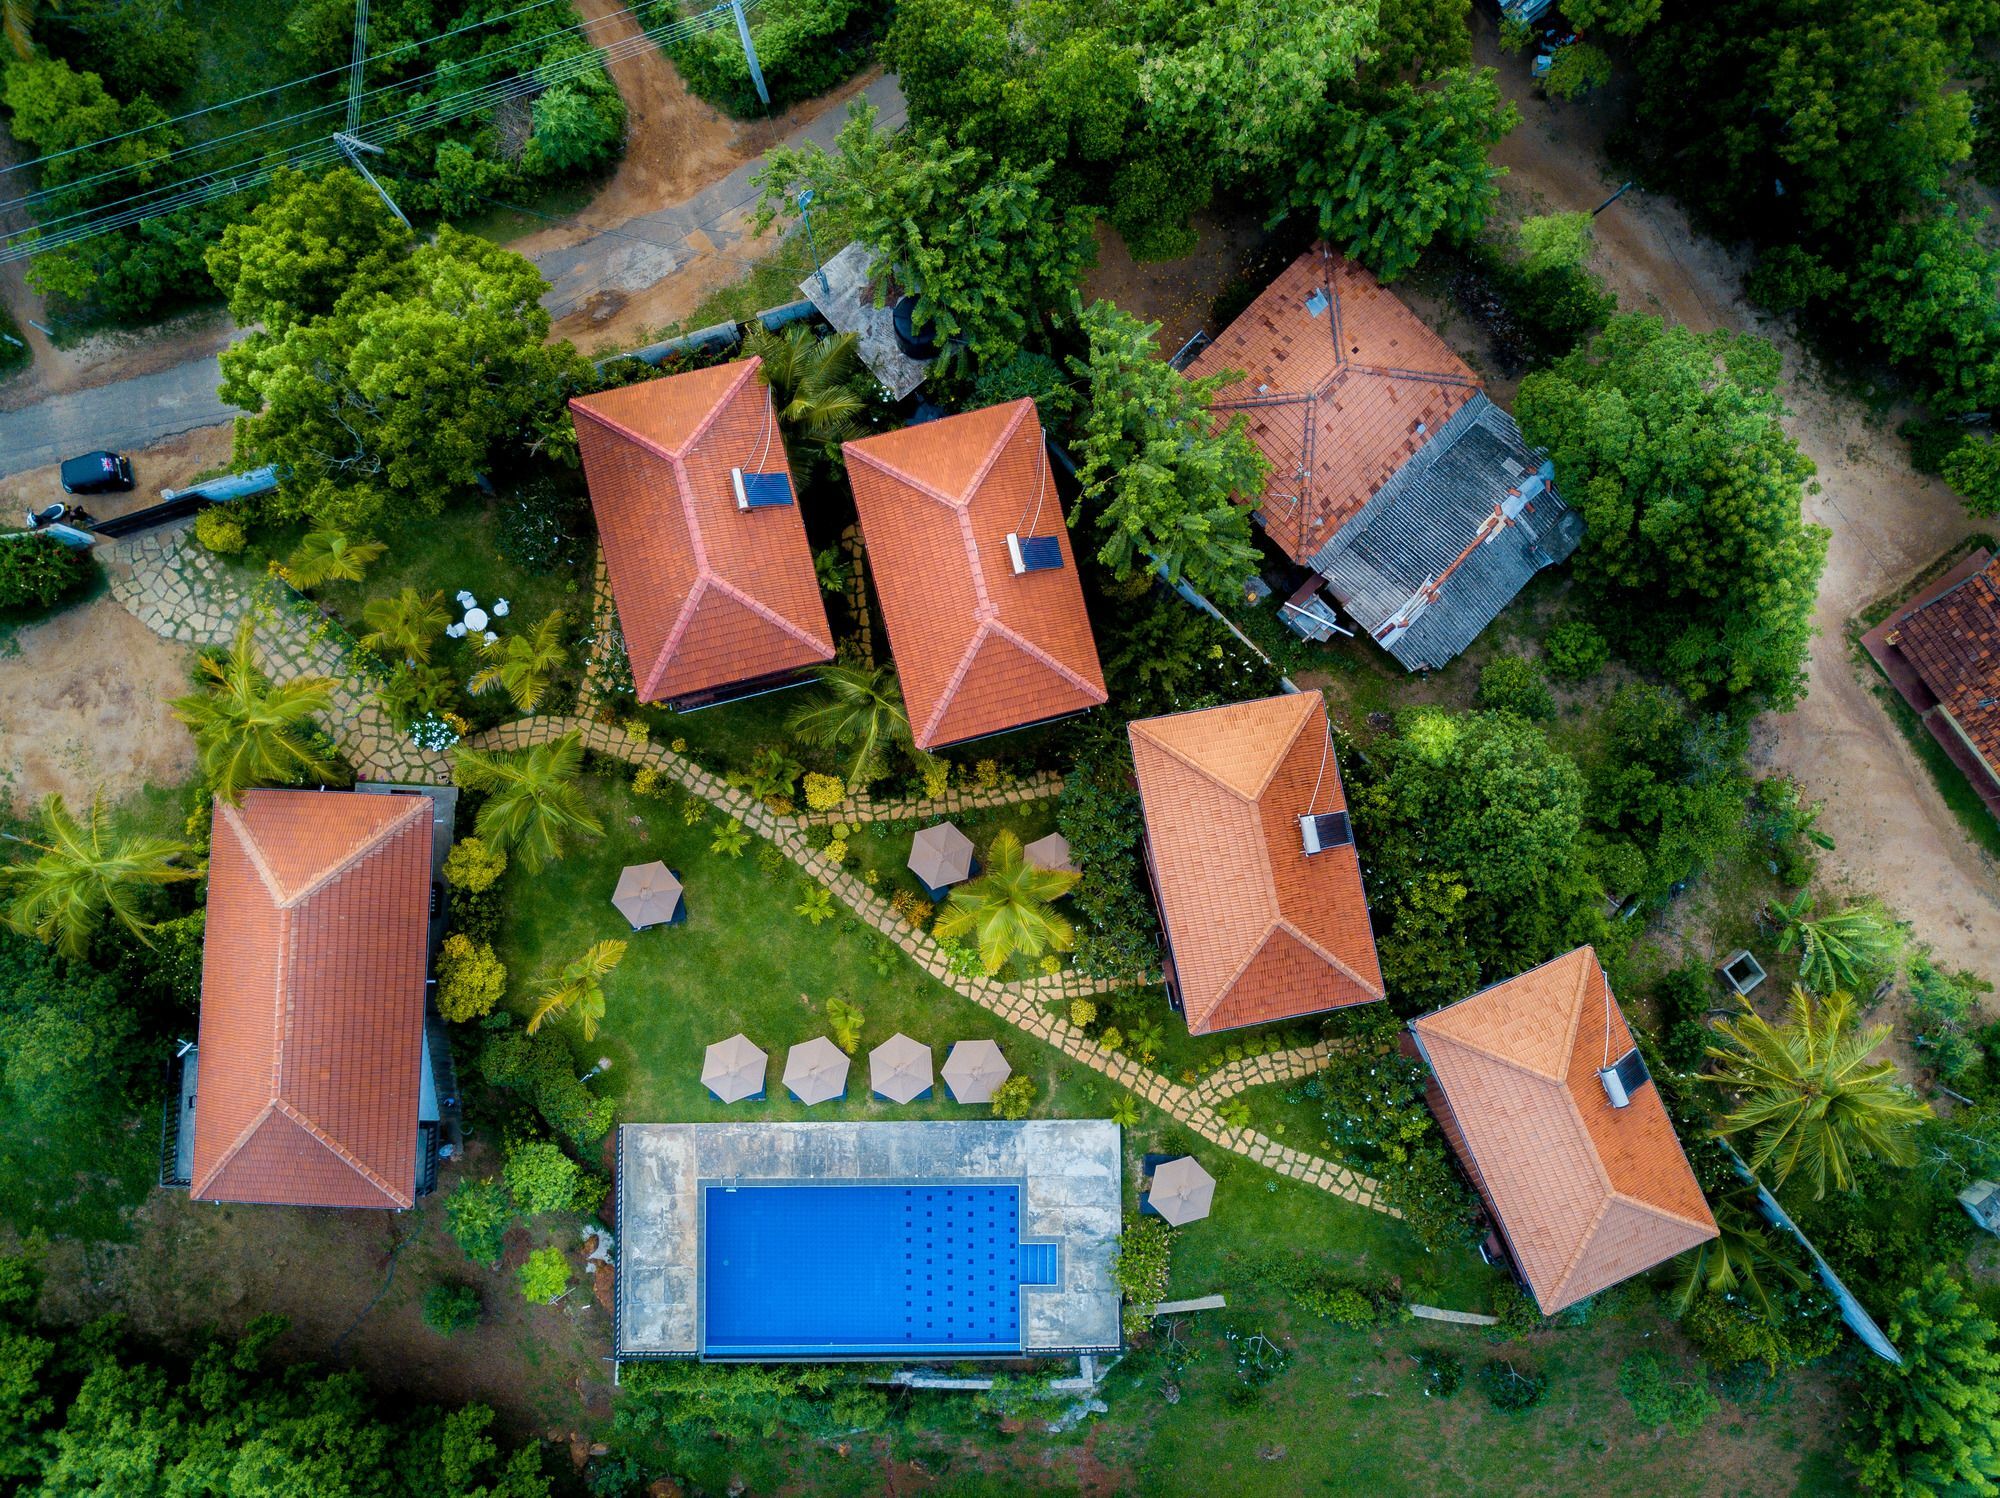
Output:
[{"xmin": 347, "ymin": 0, "xmax": 370, "ymax": 132}]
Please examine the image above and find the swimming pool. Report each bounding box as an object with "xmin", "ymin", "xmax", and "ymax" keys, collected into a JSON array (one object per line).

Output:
[{"xmin": 701, "ymin": 1181, "xmax": 1059, "ymax": 1358}]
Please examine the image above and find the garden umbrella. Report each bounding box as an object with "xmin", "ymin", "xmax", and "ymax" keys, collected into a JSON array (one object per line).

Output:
[
  {"xmin": 783, "ymin": 1036, "xmax": 850, "ymax": 1106},
  {"xmin": 1147, "ymin": 1156, "xmax": 1216, "ymax": 1226},
  {"xmin": 908, "ymin": 822, "xmax": 975, "ymax": 892},
  {"xmin": 612, "ymin": 861, "xmax": 683, "ymax": 930},
  {"xmin": 1021, "ymin": 832, "xmax": 1076, "ymax": 874},
  {"xmin": 941, "ymin": 1039, "xmax": 1010, "ymax": 1104},
  {"xmin": 701, "ymin": 1034, "xmax": 767, "ymax": 1103},
  {"xmin": 869, "ymin": 1032, "xmax": 933, "ymax": 1103}
]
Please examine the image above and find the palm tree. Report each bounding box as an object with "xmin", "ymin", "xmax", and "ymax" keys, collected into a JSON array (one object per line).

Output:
[
  {"xmin": 788, "ymin": 661, "xmax": 921, "ymax": 786},
  {"xmin": 933, "ymin": 829, "xmax": 1080, "ymax": 974},
  {"xmin": 1670, "ymin": 1191, "xmax": 1811, "ymax": 1320},
  {"xmin": 3, "ymin": 0, "xmax": 39, "ymax": 60},
  {"xmin": 450, "ymin": 729, "xmax": 603, "ymax": 872},
  {"xmin": 0, "ymin": 794, "xmax": 201, "ymax": 957},
  {"xmin": 360, "ymin": 587, "xmax": 449, "ymax": 665},
  {"xmin": 284, "ymin": 529, "xmax": 387, "ymax": 590},
  {"xmin": 172, "ymin": 619, "xmax": 343, "ymax": 803},
  {"xmin": 1770, "ymin": 893, "xmax": 1904, "ymax": 994},
  {"xmin": 469, "ymin": 610, "xmax": 568, "ymax": 713},
  {"xmin": 1705, "ymin": 985, "xmax": 1933, "ymax": 1199},
  {"xmin": 743, "ymin": 323, "xmax": 867, "ymax": 478},
  {"xmin": 526, "ymin": 938, "xmax": 626, "ymax": 1040}
]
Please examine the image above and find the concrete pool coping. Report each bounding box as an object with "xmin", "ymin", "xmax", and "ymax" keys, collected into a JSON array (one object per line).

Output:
[{"xmin": 614, "ymin": 1119, "xmax": 1124, "ymax": 1360}]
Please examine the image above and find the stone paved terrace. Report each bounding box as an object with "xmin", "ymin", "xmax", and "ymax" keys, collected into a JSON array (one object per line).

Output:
[{"xmin": 616, "ymin": 1119, "xmax": 1123, "ymax": 1360}]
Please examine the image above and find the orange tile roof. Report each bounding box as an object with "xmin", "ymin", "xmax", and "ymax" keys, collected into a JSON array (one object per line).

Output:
[
  {"xmin": 1410, "ymin": 948, "xmax": 1718, "ymax": 1313},
  {"xmin": 571, "ymin": 360, "xmax": 835, "ymax": 704},
  {"xmin": 844, "ymin": 400, "xmax": 1108, "ymax": 749},
  {"xmin": 1896, "ymin": 554, "xmax": 2000, "ymax": 767},
  {"xmin": 1128, "ymin": 693, "xmax": 1384, "ymax": 1034},
  {"xmin": 1185, "ymin": 246, "xmax": 1482, "ymax": 564},
  {"xmin": 191, "ymin": 790, "xmax": 433, "ymax": 1209}
]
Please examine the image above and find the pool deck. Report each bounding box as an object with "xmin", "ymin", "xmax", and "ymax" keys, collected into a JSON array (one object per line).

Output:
[{"xmin": 615, "ymin": 1119, "xmax": 1124, "ymax": 1360}]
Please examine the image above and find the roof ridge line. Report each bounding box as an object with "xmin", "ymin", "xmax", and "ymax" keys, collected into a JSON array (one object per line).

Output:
[
  {"xmin": 190, "ymin": 1097, "xmax": 280, "ymax": 1198},
  {"xmin": 219, "ymin": 801, "xmax": 288, "ymax": 908},
  {"xmin": 844, "ymin": 438, "xmax": 974, "ymax": 510},
  {"xmin": 1127, "ymin": 721, "xmax": 1259, "ymax": 807},
  {"xmin": 267, "ymin": 795, "xmax": 429, "ymax": 910},
  {"xmin": 1248, "ymin": 691, "xmax": 1319, "ymax": 800},
  {"xmin": 272, "ymin": 1098, "xmax": 412, "ymax": 1208},
  {"xmin": 987, "ymin": 621, "xmax": 1108, "ymax": 707},
  {"xmin": 962, "ymin": 399, "xmax": 1033, "ymax": 508},
  {"xmin": 1269, "ymin": 915, "xmax": 1385, "ymax": 1002},
  {"xmin": 1544, "ymin": 1195, "xmax": 1615, "ymax": 1310},
  {"xmin": 571, "ymin": 359, "xmax": 757, "ymax": 464},
  {"xmin": 706, "ymin": 574, "xmax": 833, "ymax": 656},
  {"xmin": 918, "ymin": 619, "xmax": 993, "ymax": 747},
  {"xmin": 640, "ymin": 575, "xmax": 710, "ymax": 702},
  {"xmin": 1417, "ymin": 1022, "xmax": 1573, "ymax": 1086}
]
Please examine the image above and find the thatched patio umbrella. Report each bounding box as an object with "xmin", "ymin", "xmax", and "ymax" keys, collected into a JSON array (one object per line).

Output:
[
  {"xmin": 612, "ymin": 861, "xmax": 683, "ymax": 929},
  {"xmin": 1147, "ymin": 1155, "xmax": 1216, "ymax": 1226},
  {"xmin": 941, "ymin": 1039, "xmax": 1011, "ymax": 1104},
  {"xmin": 1021, "ymin": 832, "xmax": 1076, "ymax": 874},
  {"xmin": 782, "ymin": 1036, "xmax": 851, "ymax": 1106},
  {"xmin": 701, "ymin": 1034, "xmax": 767, "ymax": 1103},
  {"xmin": 869, "ymin": 1032, "xmax": 933, "ymax": 1103},
  {"xmin": 907, "ymin": 822, "xmax": 976, "ymax": 896}
]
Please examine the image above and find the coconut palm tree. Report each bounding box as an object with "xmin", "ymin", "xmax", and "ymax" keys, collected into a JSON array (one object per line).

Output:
[
  {"xmin": 284, "ymin": 529, "xmax": 387, "ymax": 590},
  {"xmin": 934, "ymin": 829, "xmax": 1080, "ymax": 974},
  {"xmin": 0, "ymin": 794, "xmax": 201, "ymax": 957},
  {"xmin": 450, "ymin": 728, "xmax": 603, "ymax": 872},
  {"xmin": 788, "ymin": 661, "xmax": 921, "ymax": 786},
  {"xmin": 3, "ymin": 0, "xmax": 39, "ymax": 60},
  {"xmin": 1705, "ymin": 985, "xmax": 1933, "ymax": 1199},
  {"xmin": 1671, "ymin": 1191, "xmax": 1811, "ymax": 1320},
  {"xmin": 1770, "ymin": 892, "xmax": 1904, "ymax": 995},
  {"xmin": 469, "ymin": 610, "xmax": 568, "ymax": 713},
  {"xmin": 359, "ymin": 587, "xmax": 449, "ymax": 665},
  {"xmin": 172, "ymin": 619, "xmax": 343, "ymax": 803},
  {"xmin": 526, "ymin": 938, "xmax": 626, "ymax": 1040},
  {"xmin": 743, "ymin": 323, "xmax": 868, "ymax": 478}
]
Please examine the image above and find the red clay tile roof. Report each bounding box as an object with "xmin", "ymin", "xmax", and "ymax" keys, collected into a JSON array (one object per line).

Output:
[
  {"xmin": 571, "ymin": 360, "xmax": 835, "ymax": 703},
  {"xmin": 1411, "ymin": 948, "xmax": 1718, "ymax": 1314},
  {"xmin": 1185, "ymin": 245, "xmax": 1482, "ymax": 564},
  {"xmin": 1896, "ymin": 553, "xmax": 2000, "ymax": 768},
  {"xmin": 844, "ymin": 400, "xmax": 1108, "ymax": 749},
  {"xmin": 191, "ymin": 790, "xmax": 434, "ymax": 1209},
  {"xmin": 1128, "ymin": 693, "xmax": 1384, "ymax": 1034}
]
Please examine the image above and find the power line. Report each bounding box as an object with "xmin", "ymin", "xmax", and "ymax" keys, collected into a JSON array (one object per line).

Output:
[{"xmin": 0, "ymin": 4, "xmax": 744, "ymax": 260}]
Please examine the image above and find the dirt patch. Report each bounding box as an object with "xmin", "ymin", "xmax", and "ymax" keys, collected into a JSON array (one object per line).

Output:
[
  {"xmin": 1081, "ymin": 213, "xmax": 1271, "ymax": 353},
  {"xmin": 0, "ymin": 421, "xmax": 233, "ymax": 520}
]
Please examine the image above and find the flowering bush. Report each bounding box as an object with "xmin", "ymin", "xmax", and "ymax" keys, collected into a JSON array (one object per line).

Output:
[
  {"xmin": 1069, "ymin": 998, "xmax": 1098, "ymax": 1029},
  {"xmin": 803, "ymin": 772, "xmax": 847, "ymax": 811},
  {"xmin": 409, "ymin": 712, "xmax": 461, "ymax": 752},
  {"xmin": 435, "ymin": 933, "xmax": 507, "ymax": 1022},
  {"xmin": 0, "ymin": 531, "xmax": 97, "ymax": 614},
  {"xmin": 632, "ymin": 765, "xmax": 670, "ymax": 799},
  {"xmin": 443, "ymin": 836, "xmax": 507, "ymax": 892}
]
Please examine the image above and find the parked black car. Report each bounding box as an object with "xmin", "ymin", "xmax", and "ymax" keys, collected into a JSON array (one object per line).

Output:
[{"xmin": 59, "ymin": 450, "xmax": 134, "ymax": 495}]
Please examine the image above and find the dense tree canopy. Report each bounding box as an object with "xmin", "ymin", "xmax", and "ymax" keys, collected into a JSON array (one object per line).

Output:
[
  {"xmin": 206, "ymin": 170, "xmax": 412, "ymax": 333},
  {"xmin": 1516, "ymin": 315, "xmax": 1827, "ymax": 709},
  {"xmin": 1847, "ymin": 1267, "xmax": 2000, "ymax": 1496}
]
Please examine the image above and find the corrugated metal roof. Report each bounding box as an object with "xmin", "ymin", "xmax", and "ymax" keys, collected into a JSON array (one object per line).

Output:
[{"xmin": 1309, "ymin": 395, "xmax": 1584, "ymax": 671}]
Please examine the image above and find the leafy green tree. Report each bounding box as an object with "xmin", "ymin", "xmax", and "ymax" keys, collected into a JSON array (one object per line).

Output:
[
  {"xmin": 443, "ymin": 835, "xmax": 507, "ymax": 893},
  {"xmin": 990, "ymin": 1073, "xmax": 1037, "ymax": 1119},
  {"xmin": 1, "ymin": 57, "xmax": 172, "ymax": 201},
  {"xmin": 1563, "ymin": 0, "xmax": 1661, "ymax": 31},
  {"xmin": 360, "ymin": 586, "xmax": 450, "ymax": 665},
  {"xmin": 1847, "ymin": 1268, "xmax": 2000, "ymax": 1497},
  {"xmin": 518, "ymin": 1246, "xmax": 571, "ymax": 1303},
  {"xmin": 1706, "ymin": 986, "xmax": 1932, "ymax": 1198},
  {"xmin": 451, "ymin": 730, "xmax": 604, "ymax": 872},
  {"xmin": 470, "ymin": 610, "xmax": 569, "ymax": 713},
  {"xmin": 741, "ymin": 323, "xmax": 868, "ymax": 478},
  {"xmin": 0, "ymin": 532, "xmax": 96, "ymax": 614},
  {"xmin": 205, "ymin": 169, "xmax": 412, "ymax": 332},
  {"xmin": 1275, "ymin": 70, "xmax": 1516, "ymax": 281},
  {"xmin": 421, "ymin": 1282, "xmax": 483, "ymax": 1336},
  {"xmin": 524, "ymin": 75, "xmax": 625, "ymax": 174},
  {"xmin": 172, "ymin": 620, "xmax": 343, "ymax": 802},
  {"xmin": 1850, "ymin": 211, "xmax": 2000, "ymax": 414},
  {"xmin": 1540, "ymin": 41, "xmax": 1614, "ymax": 100},
  {"xmin": 283, "ymin": 529, "xmax": 387, "ymax": 590},
  {"xmin": 525, "ymin": 939, "xmax": 626, "ymax": 1041},
  {"xmin": 1515, "ymin": 315, "xmax": 1827, "ymax": 708},
  {"xmin": 434, "ymin": 933, "xmax": 507, "ymax": 1023},
  {"xmin": 502, "ymin": 1139, "xmax": 581, "ymax": 1215},
  {"xmin": 1940, "ymin": 433, "xmax": 2000, "ymax": 518},
  {"xmin": 221, "ymin": 227, "xmax": 589, "ymax": 500},
  {"xmin": 788, "ymin": 662, "xmax": 923, "ymax": 786},
  {"xmin": 0, "ymin": 794, "xmax": 199, "ymax": 959},
  {"xmin": 480, "ymin": 1027, "xmax": 615, "ymax": 1145},
  {"xmin": 445, "ymin": 1178, "xmax": 514, "ymax": 1266},
  {"xmin": 753, "ymin": 103, "xmax": 1094, "ymax": 365},
  {"xmin": 1066, "ymin": 300, "xmax": 1265, "ymax": 598},
  {"xmin": 1476, "ymin": 655, "xmax": 1555, "ymax": 720},
  {"xmin": 1517, "ymin": 212, "xmax": 1595, "ymax": 276},
  {"xmin": 934, "ymin": 829, "xmax": 1080, "ymax": 973}
]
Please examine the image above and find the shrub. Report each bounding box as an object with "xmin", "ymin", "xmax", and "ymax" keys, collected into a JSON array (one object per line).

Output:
[
  {"xmin": 802, "ymin": 772, "xmax": 847, "ymax": 811},
  {"xmin": 518, "ymin": 1246, "xmax": 571, "ymax": 1303},
  {"xmin": 710, "ymin": 817, "xmax": 751, "ymax": 857},
  {"xmin": 973, "ymin": 351, "xmax": 1076, "ymax": 424},
  {"xmin": 1545, "ymin": 619, "xmax": 1610, "ymax": 680},
  {"xmin": 503, "ymin": 1138, "xmax": 582, "ymax": 1214},
  {"xmin": 0, "ymin": 532, "xmax": 96, "ymax": 613},
  {"xmin": 445, "ymin": 1178, "xmax": 513, "ymax": 1266},
  {"xmin": 990, "ymin": 1074, "xmax": 1037, "ymax": 1120},
  {"xmin": 1477, "ymin": 654, "xmax": 1556, "ymax": 720},
  {"xmin": 825, "ymin": 995, "xmax": 864, "ymax": 1053},
  {"xmin": 1297, "ymin": 1284, "xmax": 1380, "ymax": 1326},
  {"xmin": 422, "ymin": 1282, "xmax": 483, "ymax": 1335},
  {"xmin": 795, "ymin": 886, "xmax": 836, "ymax": 924},
  {"xmin": 435, "ymin": 933, "xmax": 507, "ymax": 1022},
  {"xmin": 1412, "ymin": 1346, "xmax": 1464, "ymax": 1397},
  {"xmin": 632, "ymin": 765, "xmax": 671, "ymax": 799},
  {"xmin": 1070, "ymin": 998, "xmax": 1099, "ymax": 1029},
  {"xmin": 921, "ymin": 758, "xmax": 950, "ymax": 799},
  {"xmin": 1476, "ymin": 1358, "xmax": 1547, "ymax": 1412},
  {"xmin": 889, "ymin": 889, "xmax": 933, "ymax": 930},
  {"xmin": 1057, "ymin": 721, "xmax": 1160, "ymax": 978},
  {"xmin": 443, "ymin": 835, "xmax": 507, "ymax": 892},
  {"xmin": 193, "ymin": 507, "xmax": 247, "ymax": 555},
  {"xmin": 496, "ymin": 474, "xmax": 591, "ymax": 574},
  {"xmin": 1097, "ymin": 1026, "xmax": 1123, "ymax": 1052},
  {"xmin": 1112, "ymin": 1216, "xmax": 1174, "ymax": 1334},
  {"xmin": 1653, "ymin": 962, "xmax": 1713, "ymax": 1071},
  {"xmin": 1618, "ymin": 1352, "xmax": 1718, "ymax": 1435},
  {"xmin": 1488, "ymin": 1281, "xmax": 1544, "ymax": 1340}
]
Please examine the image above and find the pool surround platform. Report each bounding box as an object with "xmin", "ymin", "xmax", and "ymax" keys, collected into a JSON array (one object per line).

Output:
[{"xmin": 615, "ymin": 1120, "xmax": 1123, "ymax": 1361}]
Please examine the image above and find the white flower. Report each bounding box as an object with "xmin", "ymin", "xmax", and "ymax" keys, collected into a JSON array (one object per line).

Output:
[
  {"xmin": 493, "ymin": 598, "xmax": 510, "ymax": 617},
  {"xmin": 483, "ymin": 630, "xmax": 498, "ymax": 644}
]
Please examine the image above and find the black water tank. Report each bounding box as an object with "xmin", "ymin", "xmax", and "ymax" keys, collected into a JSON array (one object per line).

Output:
[{"xmin": 892, "ymin": 295, "xmax": 938, "ymax": 360}]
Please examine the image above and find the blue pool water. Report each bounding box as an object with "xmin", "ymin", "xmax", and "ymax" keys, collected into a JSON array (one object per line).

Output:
[{"xmin": 702, "ymin": 1182, "xmax": 1055, "ymax": 1357}]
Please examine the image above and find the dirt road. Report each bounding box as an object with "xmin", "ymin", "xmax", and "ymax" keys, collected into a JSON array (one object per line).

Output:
[{"xmin": 1479, "ymin": 28, "xmax": 1999, "ymax": 976}]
